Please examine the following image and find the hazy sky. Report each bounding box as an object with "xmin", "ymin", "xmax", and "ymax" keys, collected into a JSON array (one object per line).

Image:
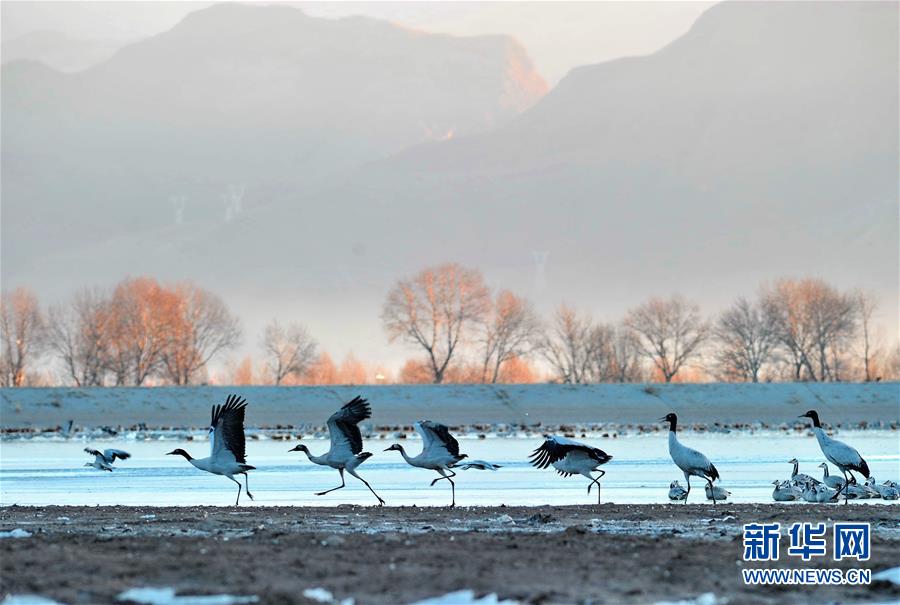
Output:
[{"xmin": 1, "ymin": 1, "xmax": 714, "ymax": 84}]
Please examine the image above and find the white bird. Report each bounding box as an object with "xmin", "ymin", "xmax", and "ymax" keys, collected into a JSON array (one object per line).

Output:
[
  {"xmin": 815, "ymin": 484, "xmax": 839, "ymax": 503},
  {"xmin": 83, "ymin": 448, "xmax": 131, "ymax": 471},
  {"xmin": 661, "ymin": 413, "xmax": 721, "ymax": 504},
  {"xmin": 818, "ymin": 463, "xmax": 845, "ymax": 490},
  {"xmin": 861, "ymin": 477, "xmax": 883, "ymax": 498},
  {"xmin": 800, "ymin": 481, "xmax": 819, "ymax": 503},
  {"xmin": 771, "ymin": 480, "xmax": 801, "ymax": 502},
  {"xmin": 288, "ymin": 396, "xmax": 384, "ymax": 505},
  {"xmin": 384, "ymin": 421, "xmax": 478, "ymax": 507},
  {"xmin": 787, "ymin": 458, "xmax": 821, "ymax": 487},
  {"xmin": 880, "ymin": 484, "xmax": 899, "ymax": 501},
  {"xmin": 842, "ymin": 477, "xmax": 873, "ymax": 500},
  {"xmin": 705, "ymin": 484, "xmax": 731, "ymax": 501},
  {"xmin": 529, "ymin": 436, "xmax": 613, "ymax": 504},
  {"xmin": 167, "ymin": 394, "xmax": 255, "ymax": 506},
  {"xmin": 456, "ymin": 460, "xmax": 503, "ymax": 471},
  {"xmin": 800, "ymin": 410, "xmax": 870, "ymax": 504},
  {"xmin": 669, "ymin": 480, "xmax": 688, "ymax": 501}
]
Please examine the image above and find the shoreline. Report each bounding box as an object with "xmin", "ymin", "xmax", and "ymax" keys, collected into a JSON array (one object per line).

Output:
[
  {"xmin": 3, "ymin": 383, "xmax": 899, "ymax": 440},
  {"xmin": 2, "ymin": 504, "xmax": 898, "ymax": 604}
]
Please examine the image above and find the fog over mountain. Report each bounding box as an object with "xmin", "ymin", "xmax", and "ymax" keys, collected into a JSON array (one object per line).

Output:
[{"xmin": 2, "ymin": 1, "xmax": 897, "ymax": 366}]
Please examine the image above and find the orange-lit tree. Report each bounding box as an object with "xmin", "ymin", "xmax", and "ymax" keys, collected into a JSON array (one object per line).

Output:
[
  {"xmin": 480, "ymin": 290, "xmax": 541, "ymax": 383},
  {"xmin": 160, "ymin": 284, "xmax": 241, "ymax": 385},
  {"xmin": 0, "ymin": 288, "xmax": 44, "ymax": 387},
  {"xmin": 382, "ymin": 263, "xmax": 490, "ymax": 384}
]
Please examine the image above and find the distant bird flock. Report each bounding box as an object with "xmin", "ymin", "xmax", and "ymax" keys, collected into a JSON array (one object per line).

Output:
[{"xmin": 82, "ymin": 395, "xmax": 897, "ymax": 506}]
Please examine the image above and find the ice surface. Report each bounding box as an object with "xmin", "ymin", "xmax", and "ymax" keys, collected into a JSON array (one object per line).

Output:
[
  {"xmin": 116, "ymin": 587, "xmax": 258, "ymax": 604},
  {"xmin": 408, "ymin": 591, "xmax": 519, "ymax": 605}
]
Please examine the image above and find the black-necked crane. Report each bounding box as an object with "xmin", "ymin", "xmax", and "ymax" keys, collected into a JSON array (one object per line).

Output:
[
  {"xmin": 166, "ymin": 394, "xmax": 255, "ymax": 506},
  {"xmin": 288, "ymin": 396, "xmax": 384, "ymax": 506},
  {"xmin": 787, "ymin": 458, "xmax": 821, "ymax": 487},
  {"xmin": 799, "ymin": 409, "xmax": 870, "ymax": 504},
  {"xmin": 84, "ymin": 448, "xmax": 131, "ymax": 471},
  {"xmin": 528, "ymin": 436, "xmax": 612, "ymax": 504},
  {"xmin": 384, "ymin": 421, "xmax": 486, "ymax": 507},
  {"xmin": 661, "ymin": 413, "xmax": 721, "ymax": 504}
]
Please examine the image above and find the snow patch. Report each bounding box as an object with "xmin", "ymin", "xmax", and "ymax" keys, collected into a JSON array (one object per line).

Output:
[
  {"xmin": 116, "ymin": 587, "xmax": 258, "ymax": 604},
  {"xmin": 408, "ymin": 591, "xmax": 520, "ymax": 605},
  {"xmin": 873, "ymin": 566, "xmax": 900, "ymax": 585},
  {"xmin": 301, "ymin": 588, "xmax": 354, "ymax": 605},
  {"xmin": 653, "ymin": 594, "xmax": 721, "ymax": 605},
  {"xmin": 1, "ymin": 597, "xmax": 66, "ymax": 605},
  {"xmin": 0, "ymin": 529, "xmax": 32, "ymax": 538}
]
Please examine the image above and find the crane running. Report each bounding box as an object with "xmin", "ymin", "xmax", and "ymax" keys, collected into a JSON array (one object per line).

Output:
[
  {"xmin": 167, "ymin": 394, "xmax": 255, "ymax": 506},
  {"xmin": 289, "ymin": 396, "xmax": 384, "ymax": 505}
]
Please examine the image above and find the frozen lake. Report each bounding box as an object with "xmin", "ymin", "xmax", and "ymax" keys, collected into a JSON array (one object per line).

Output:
[{"xmin": 1, "ymin": 432, "xmax": 897, "ymax": 506}]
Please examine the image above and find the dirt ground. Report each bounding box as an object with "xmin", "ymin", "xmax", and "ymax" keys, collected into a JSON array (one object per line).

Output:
[{"xmin": 1, "ymin": 504, "xmax": 898, "ymax": 605}]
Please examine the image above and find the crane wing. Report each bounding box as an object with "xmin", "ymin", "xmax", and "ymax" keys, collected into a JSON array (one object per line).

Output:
[
  {"xmin": 529, "ymin": 436, "xmax": 610, "ymax": 469},
  {"xmin": 211, "ymin": 394, "xmax": 249, "ymax": 464},
  {"xmin": 416, "ymin": 421, "xmax": 461, "ymax": 457},
  {"xmin": 326, "ymin": 396, "xmax": 371, "ymax": 457},
  {"xmin": 102, "ymin": 449, "xmax": 131, "ymax": 463}
]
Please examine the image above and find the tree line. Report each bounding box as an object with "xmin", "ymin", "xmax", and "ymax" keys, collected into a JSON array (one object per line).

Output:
[{"xmin": 1, "ymin": 266, "xmax": 895, "ymax": 386}]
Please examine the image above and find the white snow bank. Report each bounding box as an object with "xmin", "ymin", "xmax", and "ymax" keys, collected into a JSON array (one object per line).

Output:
[
  {"xmin": 1, "ymin": 597, "xmax": 65, "ymax": 605},
  {"xmin": 0, "ymin": 529, "xmax": 32, "ymax": 538},
  {"xmin": 408, "ymin": 591, "xmax": 519, "ymax": 605},
  {"xmin": 301, "ymin": 588, "xmax": 354, "ymax": 605},
  {"xmin": 653, "ymin": 594, "xmax": 721, "ymax": 605},
  {"xmin": 873, "ymin": 566, "xmax": 900, "ymax": 585},
  {"xmin": 116, "ymin": 587, "xmax": 258, "ymax": 604}
]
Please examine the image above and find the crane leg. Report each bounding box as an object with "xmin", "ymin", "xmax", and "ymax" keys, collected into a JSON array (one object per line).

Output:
[
  {"xmin": 348, "ymin": 469, "xmax": 385, "ymax": 506},
  {"xmin": 434, "ymin": 469, "xmax": 456, "ymax": 507},
  {"xmin": 707, "ymin": 479, "xmax": 717, "ymax": 505},
  {"xmin": 228, "ymin": 476, "xmax": 242, "ymax": 506},
  {"xmin": 316, "ymin": 469, "xmax": 346, "ymax": 496},
  {"xmin": 586, "ymin": 470, "xmax": 605, "ymax": 504},
  {"xmin": 242, "ymin": 472, "xmax": 254, "ymax": 500},
  {"xmin": 430, "ymin": 468, "xmax": 456, "ymax": 486},
  {"xmin": 683, "ymin": 474, "xmax": 691, "ymax": 505}
]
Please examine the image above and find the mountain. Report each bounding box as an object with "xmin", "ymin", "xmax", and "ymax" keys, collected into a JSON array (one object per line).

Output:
[
  {"xmin": 1, "ymin": 3, "xmax": 547, "ymax": 268},
  {"xmin": 1, "ymin": 30, "xmax": 130, "ymax": 72},
  {"xmin": 2, "ymin": 1, "xmax": 897, "ymax": 363}
]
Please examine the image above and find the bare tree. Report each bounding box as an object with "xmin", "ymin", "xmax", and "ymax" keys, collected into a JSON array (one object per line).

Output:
[
  {"xmin": 105, "ymin": 278, "xmax": 176, "ymax": 386},
  {"xmin": 855, "ymin": 290, "xmax": 878, "ymax": 382},
  {"xmin": 763, "ymin": 279, "xmax": 856, "ymax": 381},
  {"xmin": 161, "ymin": 284, "xmax": 241, "ymax": 385},
  {"xmin": 480, "ymin": 290, "xmax": 541, "ymax": 383},
  {"xmin": 539, "ymin": 305, "xmax": 595, "ymax": 384},
  {"xmin": 586, "ymin": 323, "xmax": 646, "ymax": 383},
  {"xmin": 382, "ymin": 263, "xmax": 490, "ymax": 383},
  {"xmin": 260, "ymin": 319, "xmax": 317, "ymax": 385},
  {"xmin": 624, "ymin": 295, "xmax": 709, "ymax": 383},
  {"xmin": 713, "ymin": 297, "xmax": 780, "ymax": 382},
  {"xmin": 0, "ymin": 288, "xmax": 44, "ymax": 387},
  {"xmin": 46, "ymin": 289, "xmax": 110, "ymax": 387}
]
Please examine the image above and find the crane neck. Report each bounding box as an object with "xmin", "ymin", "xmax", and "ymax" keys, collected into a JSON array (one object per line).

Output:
[
  {"xmin": 396, "ymin": 445, "xmax": 416, "ymax": 465},
  {"xmin": 791, "ymin": 460, "xmax": 799, "ymax": 477},
  {"xmin": 302, "ymin": 449, "xmax": 327, "ymax": 465}
]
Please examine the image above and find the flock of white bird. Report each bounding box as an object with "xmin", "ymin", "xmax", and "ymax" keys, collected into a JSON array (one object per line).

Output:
[{"xmin": 83, "ymin": 396, "xmax": 896, "ymax": 507}]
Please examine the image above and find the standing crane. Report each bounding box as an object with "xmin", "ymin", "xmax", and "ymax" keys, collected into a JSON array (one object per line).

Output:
[
  {"xmin": 799, "ymin": 410, "xmax": 870, "ymax": 504},
  {"xmin": 167, "ymin": 394, "xmax": 255, "ymax": 506},
  {"xmin": 289, "ymin": 396, "xmax": 384, "ymax": 506},
  {"xmin": 661, "ymin": 413, "xmax": 721, "ymax": 504},
  {"xmin": 528, "ymin": 436, "xmax": 612, "ymax": 504}
]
